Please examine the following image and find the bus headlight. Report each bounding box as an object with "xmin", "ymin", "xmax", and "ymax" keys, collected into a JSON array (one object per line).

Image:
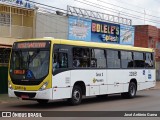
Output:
[
  {"xmin": 39, "ymin": 82, "xmax": 48, "ymax": 91},
  {"xmin": 8, "ymin": 81, "xmax": 13, "ymax": 90}
]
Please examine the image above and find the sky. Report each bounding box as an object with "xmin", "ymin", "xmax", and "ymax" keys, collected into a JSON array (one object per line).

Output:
[{"xmin": 35, "ymin": 0, "xmax": 160, "ymax": 27}]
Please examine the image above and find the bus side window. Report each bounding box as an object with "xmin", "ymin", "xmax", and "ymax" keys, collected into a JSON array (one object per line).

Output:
[
  {"xmin": 107, "ymin": 50, "xmax": 120, "ymax": 68},
  {"xmin": 91, "ymin": 49, "xmax": 106, "ymax": 68},
  {"xmin": 53, "ymin": 53, "xmax": 59, "ymax": 72},
  {"xmin": 53, "ymin": 52, "xmax": 68, "ymax": 72},
  {"xmin": 73, "ymin": 47, "xmax": 90, "ymax": 68},
  {"xmin": 133, "ymin": 52, "xmax": 145, "ymax": 68},
  {"xmin": 58, "ymin": 53, "xmax": 68, "ymax": 68},
  {"xmin": 91, "ymin": 58, "xmax": 97, "ymax": 67},
  {"xmin": 145, "ymin": 53, "xmax": 153, "ymax": 68},
  {"xmin": 121, "ymin": 51, "xmax": 133, "ymax": 68}
]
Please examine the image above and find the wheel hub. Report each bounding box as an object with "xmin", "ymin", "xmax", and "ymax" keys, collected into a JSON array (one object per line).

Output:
[
  {"xmin": 130, "ymin": 85, "xmax": 135, "ymax": 96},
  {"xmin": 73, "ymin": 90, "xmax": 80, "ymax": 102}
]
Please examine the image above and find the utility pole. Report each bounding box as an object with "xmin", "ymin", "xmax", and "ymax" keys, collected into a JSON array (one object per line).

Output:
[{"xmin": 144, "ymin": 9, "xmax": 146, "ymax": 24}]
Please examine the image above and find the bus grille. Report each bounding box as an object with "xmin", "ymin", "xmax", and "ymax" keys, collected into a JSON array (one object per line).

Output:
[{"xmin": 14, "ymin": 92, "xmax": 36, "ymax": 98}]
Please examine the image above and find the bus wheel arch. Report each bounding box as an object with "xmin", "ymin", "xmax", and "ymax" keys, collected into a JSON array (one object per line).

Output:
[
  {"xmin": 73, "ymin": 81, "xmax": 86, "ymax": 96},
  {"xmin": 130, "ymin": 79, "xmax": 137, "ymax": 91},
  {"xmin": 121, "ymin": 79, "xmax": 137, "ymax": 99},
  {"xmin": 68, "ymin": 81, "xmax": 86, "ymax": 105}
]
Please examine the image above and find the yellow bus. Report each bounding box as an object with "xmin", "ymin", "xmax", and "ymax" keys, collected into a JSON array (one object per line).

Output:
[{"xmin": 8, "ymin": 38, "xmax": 156, "ymax": 105}]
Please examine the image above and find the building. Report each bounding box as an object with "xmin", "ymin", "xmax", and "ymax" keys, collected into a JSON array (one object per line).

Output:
[
  {"xmin": 36, "ymin": 11, "xmax": 68, "ymax": 39},
  {"xmin": 36, "ymin": 6, "xmax": 135, "ymax": 46},
  {"xmin": 0, "ymin": 1, "xmax": 35, "ymax": 66},
  {"xmin": 134, "ymin": 25, "xmax": 160, "ymax": 80},
  {"xmin": 0, "ymin": 0, "xmax": 35, "ymax": 93}
]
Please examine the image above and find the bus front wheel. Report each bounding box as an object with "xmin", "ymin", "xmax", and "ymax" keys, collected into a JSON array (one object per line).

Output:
[
  {"xmin": 68, "ymin": 85, "xmax": 82, "ymax": 105},
  {"xmin": 121, "ymin": 82, "xmax": 137, "ymax": 99}
]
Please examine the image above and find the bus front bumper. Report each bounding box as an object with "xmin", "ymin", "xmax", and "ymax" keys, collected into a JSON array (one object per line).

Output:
[{"xmin": 8, "ymin": 88, "xmax": 53, "ymax": 100}]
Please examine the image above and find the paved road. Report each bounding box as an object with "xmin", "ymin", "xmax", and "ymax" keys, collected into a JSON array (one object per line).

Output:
[
  {"xmin": 0, "ymin": 89, "xmax": 160, "ymax": 111},
  {"xmin": 0, "ymin": 88, "xmax": 160, "ymax": 120}
]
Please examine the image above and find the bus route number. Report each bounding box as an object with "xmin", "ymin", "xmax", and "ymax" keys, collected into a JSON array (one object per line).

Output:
[{"xmin": 129, "ymin": 71, "xmax": 137, "ymax": 76}]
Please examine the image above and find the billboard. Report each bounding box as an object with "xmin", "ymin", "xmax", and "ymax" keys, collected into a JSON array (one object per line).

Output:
[
  {"xmin": 68, "ymin": 16, "xmax": 91, "ymax": 41},
  {"xmin": 91, "ymin": 20, "xmax": 120, "ymax": 43},
  {"xmin": 120, "ymin": 25, "xmax": 135, "ymax": 45},
  {"xmin": 68, "ymin": 17, "xmax": 135, "ymax": 46}
]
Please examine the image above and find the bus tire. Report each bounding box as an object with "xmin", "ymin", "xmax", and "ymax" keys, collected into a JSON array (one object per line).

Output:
[
  {"xmin": 121, "ymin": 82, "xmax": 137, "ymax": 99},
  {"xmin": 68, "ymin": 85, "xmax": 82, "ymax": 105},
  {"xmin": 37, "ymin": 99, "xmax": 49, "ymax": 104}
]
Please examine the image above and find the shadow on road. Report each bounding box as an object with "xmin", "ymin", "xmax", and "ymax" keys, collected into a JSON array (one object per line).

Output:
[{"xmin": 7, "ymin": 94, "xmax": 149, "ymax": 110}]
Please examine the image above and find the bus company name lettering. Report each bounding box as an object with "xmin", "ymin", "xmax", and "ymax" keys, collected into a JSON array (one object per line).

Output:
[
  {"xmin": 129, "ymin": 71, "xmax": 137, "ymax": 76},
  {"xmin": 93, "ymin": 78, "xmax": 104, "ymax": 83},
  {"xmin": 96, "ymin": 72, "xmax": 103, "ymax": 76},
  {"xmin": 93, "ymin": 73, "xmax": 104, "ymax": 83}
]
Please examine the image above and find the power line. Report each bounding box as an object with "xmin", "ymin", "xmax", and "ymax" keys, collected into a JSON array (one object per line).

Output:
[
  {"xmin": 96, "ymin": 0, "xmax": 160, "ymax": 19},
  {"xmin": 29, "ymin": 0, "xmax": 160, "ymax": 40},
  {"xmin": 83, "ymin": 0, "xmax": 160, "ymax": 20},
  {"xmin": 74, "ymin": 0, "xmax": 160, "ymax": 25},
  {"xmin": 111, "ymin": 0, "xmax": 160, "ymax": 15},
  {"xmin": 28, "ymin": 0, "xmax": 67, "ymax": 12},
  {"xmin": 30, "ymin": 2, "xmax": 131, "ymax": 24},
  {"xmin": 29, "ymin": 0, "xmax": 160, "ymax": 25}
]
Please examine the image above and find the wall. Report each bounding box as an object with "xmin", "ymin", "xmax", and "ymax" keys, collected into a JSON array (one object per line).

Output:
[
  {"xmin": 0, "ymin": 4, "xmax": 36, "ymax": 94},
  {"xmin": 0, "ymin": 4, "xmax": 35, "ymax": 45},
  {"xmin": 134, "ymin": 25, "xmax": 149, "ymax": 48},
  {"xmin": 36, "ymin": 12, "xmax": 68, "ymax": 39},
  {"xmin": 134, "ymin": 25, "xmax": 160, "ymax": 57},
  {"xmin": 134, "ymin": 25, "xmax": 160, "ymax": 80}
]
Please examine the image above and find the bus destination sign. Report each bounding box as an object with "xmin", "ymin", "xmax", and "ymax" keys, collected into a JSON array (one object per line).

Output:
[{"xmin": 14, "ymin": 41, "xmax": 50, "ymax": 49}]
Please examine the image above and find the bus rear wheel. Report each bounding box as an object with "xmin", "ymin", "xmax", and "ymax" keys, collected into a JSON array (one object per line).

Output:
[
  {"xmin": 68, "ymin": 85, "xmax": 82, "ymax": 105},
  {"xmin": 121, "ymin": 82, "xmax": 137, "ymax": 99}
]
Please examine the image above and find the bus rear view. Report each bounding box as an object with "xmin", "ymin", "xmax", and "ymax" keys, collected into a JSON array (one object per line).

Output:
[{"xmin": 8, "ymin": 41, "xmax": 52, "ymax": 104}]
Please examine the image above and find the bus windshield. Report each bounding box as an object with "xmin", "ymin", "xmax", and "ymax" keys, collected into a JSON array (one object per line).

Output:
[{"xmin": 9, "ymin": 41, "xmax": 50, "ymax": 85}]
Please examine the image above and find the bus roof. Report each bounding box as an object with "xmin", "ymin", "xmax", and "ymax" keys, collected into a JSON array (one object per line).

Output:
[{"xmin": 17, "ymin": 38, "xmax": 154, "ymax": 52}]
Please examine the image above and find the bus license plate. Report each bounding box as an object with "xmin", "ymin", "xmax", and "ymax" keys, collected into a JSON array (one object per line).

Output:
[{"xmin": 21, "ymin": 95, "xmax": 29, "ymax": 99}]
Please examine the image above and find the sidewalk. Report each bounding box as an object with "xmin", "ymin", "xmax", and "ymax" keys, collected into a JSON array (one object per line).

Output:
[
  {"xmin": 0, "ymin": 94, "xmax": 19, "ymax": 103},
  {"xmin": 152, "ymin": 81, "xmax": 160, "ymax": 89}
]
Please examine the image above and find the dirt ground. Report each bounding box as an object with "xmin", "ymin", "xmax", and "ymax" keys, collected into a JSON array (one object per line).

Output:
[{"xmin": 152, "ymin": 81, "xmax": 160, "ymax": 89}]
